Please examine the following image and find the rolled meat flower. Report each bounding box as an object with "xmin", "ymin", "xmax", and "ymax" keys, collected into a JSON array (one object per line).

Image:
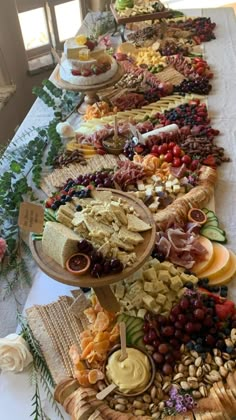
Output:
[
  {"xmin": 0, "ymin": 238, "xmax": 7, "ymax": 262},
  {"xmin": 0, "ymin": 334, "xmax": 33, "ymax": 373}
]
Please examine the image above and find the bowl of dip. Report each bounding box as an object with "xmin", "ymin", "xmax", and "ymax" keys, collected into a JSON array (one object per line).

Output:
[
  {"xmin": 102, "ymin": 135, "xmax": 127, "ymax": 155},
  {"xmin": 104, "ymin": 345, "xmax": 155, "ymax": 397},
  {"xmin": 66, "ymin": 253, "xmax": 91, "ymax": 275}
]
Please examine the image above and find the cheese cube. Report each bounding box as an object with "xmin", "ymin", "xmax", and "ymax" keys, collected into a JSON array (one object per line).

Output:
[
  {"xmin": 168, "ymin": 291, "xmax": 177, "ymax": 302},
  {"xmin": 145, "ymin": 186, "xmax": 154, "ymax": 196},
  {"xmin": 153, "ymin": 280, "xmax": 165, "ymax": 293},
  {"xmin": 149, "ymin": 202, "xmax": 159, "ymax": 211},
  {"xmin": 132, "ymin": 294, "xmax": 143, "ymax": 307},
  {"xmin": 188, "ymin": 275, "xmax": 199, "ymax": 284},
  {"xmin": 155, "ymin": 186, "xmax": 164, "ymax": 193},
  {"xmin": 165, "ymin": 181, "xmax": 172, "ymax": 189},
  {"xmin": 151, "ymin": 304, "xmax": 162, "ymax": 314},
  {"xmin": 180, "ymin": 273, "xmax": 191, "ymax": 283},
  {"xmin": 137, "ymin": 180, "xmax": 145, "ymax": 191},
  {"xmin": 158, "ymin": 270, "xmax": 170, "ymax": 284},
  {"xmin": 135, "ymin": 191, "xmax": 146, "ymax": 200},
  {"xmin": 115, "ymin": 284, "xmax": 125, "ymax": 299},
  {"xmin": 168, "ymin": 174, "xmax": 175, "ymax": 181},
  {"xmin": 170, "ymin": 275, "xmax": 183, "ymax": 291},
  {"xmin": 160, "ymin": 261, "xmax": 173, "ymax": 270},
  {"xmin": 143, "ymin": 267, "xmax": 158, "ymax": 283},
  {"xmin": 151, "ymin": 175, "xmax": 161, "ymax": 182},
  {"xmin": 137, "ymin": 308, "xmax": 147, "ymax": 319},
  {"xmin": 173, "ymin": 185, "xmax": 181, "ymax": 193},
  {"xmin": 156, "ymin": 293, "xmax": 167, "ymax": 306},
  {"xmin": 177, "ymin": 288, "xmax": 187, "ymax": 298},
  {"xmin": 163, "ymin": 299, "xmax": 172, "ymax": 312},
  {"xmin": 129, "ymin": 310, "xmax": 137, "ymax": 317},
  {"xmin": 142, "ymin": 294, "xmax": 156, "ymax": 309},
  {"xmin": 144, "ymin": 282, "xmax": 155, "ymax": 293},
  {"xmin": 150, "ymin": 258, "xmax": 161, "ymax": 271},
  {"xmin": 169, "ymin": 266, "xmax": 179, "ymax": 276}
]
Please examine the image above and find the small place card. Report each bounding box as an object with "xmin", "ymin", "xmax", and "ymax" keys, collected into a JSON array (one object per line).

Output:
[{"xmin": 18, "ymin": 202, "xmax": 44, "ymax": 234}]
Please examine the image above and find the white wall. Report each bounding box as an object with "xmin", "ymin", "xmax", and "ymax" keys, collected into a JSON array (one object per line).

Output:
[{"xmin": 0, "ymin": 0, "xmax": 51, "ymax": 145}]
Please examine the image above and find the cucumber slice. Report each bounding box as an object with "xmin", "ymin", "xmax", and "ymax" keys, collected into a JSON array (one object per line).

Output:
[
  {"xmin": 200, "ymin": 226, "xmax": 227, "ymax": 243},
  {"xmin": 128, "ymin": 321, "xmax": 144, "ymax": 337},
  {"xmin": 117, "ymin": 314, "xmax": 126, "ymax": 323},
  {"xmin": 202, "ymin": 208, "xmax": 210, "ymax": 214},
  {"xmin": 205, "ymin": 210, "xmax": 216, "ymax": 219},
  {"xmin": 204, "ymin": 219, "xmax": 219, "ymax": 228},
  {"xmin": 130, "ymin": 330, "xmax": 144, "ymax": 346}
]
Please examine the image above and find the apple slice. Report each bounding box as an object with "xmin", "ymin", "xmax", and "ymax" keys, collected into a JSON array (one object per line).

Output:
[{"xmin": 198, "ymin": 243, "xmax": 230, "ymax": 280}]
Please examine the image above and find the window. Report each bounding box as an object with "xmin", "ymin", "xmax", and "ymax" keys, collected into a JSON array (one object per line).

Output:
[{"xmin": 16, "ymin": 0, "xmax": 84, "ymax": 61}]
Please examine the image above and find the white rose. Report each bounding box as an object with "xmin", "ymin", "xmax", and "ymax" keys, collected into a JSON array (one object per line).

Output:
[{"xmin": 0, "ymin": 333, "xmax": 33, "ymax": 373}]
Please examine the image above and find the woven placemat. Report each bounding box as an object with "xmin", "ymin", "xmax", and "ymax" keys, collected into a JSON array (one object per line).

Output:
[{"xmin": 26, "ymin": 293, "xmax": 89, "ymax": 384}]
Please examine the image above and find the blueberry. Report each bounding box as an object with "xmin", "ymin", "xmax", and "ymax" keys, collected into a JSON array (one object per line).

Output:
[
  {"xmin": 212, "ymin": 286, "xmax": 220, "ymax": 293},
  {"xmin": 74, "ymin": 191, "xmax": 81, "ymax": 197},
  {"xmin": 226, "ymin": 346, "xmax": 234, "ymax": 354},
  {"xmin": 221, "ymin": 286, "xmax": 228, "ymax": 291},
  {"xmin": 61, "ymin": 194, "xmax": 66, "ymax": 199},
  {"xmin": 60, "ymin": 200, "xmax": 66, "ymax": 205},
  {"xmin": 196, "ymin": 337, "xmax": 203, "ymax": 345},
  {"xmin": 65, "ymin": 195, "xmax": 72, "ymax": 202},
  {"xmin": 195, "ymin": 344, "xmax": 203, "ymax": 353},
  {"xmin": 51, "ymin": 203, "xmax": 58, "ymax": 210},
  {"xmin": 185, "ymin": 282, "xmax": 194, "ymax": 289},
  {"xmin": 220, "ymin": 290, "xmax": 228, "ymax": 298},
  {"xmin": 186, "ymin": 342, "xmax": 194, "ymax": 350},
  {"xmin": 54, "ymin": 200, "xmax": 61, "ymax": 207},
  {"xmin": 224, "ymin": 328, "xmax": 230, "ymax": 335},
  {"xmin": 76, "ymin": 205, "xmax": 83, "ymax": 212}
]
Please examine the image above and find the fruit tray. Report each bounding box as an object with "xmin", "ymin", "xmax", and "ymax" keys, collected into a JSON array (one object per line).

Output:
[{"xmin": 110, "ymin": 3, "xmax": 173, "ymax": 25}]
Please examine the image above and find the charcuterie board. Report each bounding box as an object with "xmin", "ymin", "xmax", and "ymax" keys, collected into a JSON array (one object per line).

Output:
[{"xmin": 110, "ymin": 3, "xmax": 173, "ymax": 25}]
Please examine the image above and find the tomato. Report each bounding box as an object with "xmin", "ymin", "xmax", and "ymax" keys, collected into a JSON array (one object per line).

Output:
[
  {"xmin": 196, "ymin": 66, "xmax": 205, "ymax": 75},
  {"xmin": 151, "ymin": 145, "xmax": 160, "ymax": 155},
  {"xmin": 45, "ymin": 198, "xmax": 54, "ymax": 208},
  {"xmin": 172, "ymin": 157, "xmax": 181, "ymax": 167},
  {"xmin": 168, "ymin": 142, "xmax": 176, "ymax": 150},
  {"xmin": 164, "ymin": 152, "xmax": 173, "ymax": 163},
  {"xmin": 160, "ymin": 143, "xmax": 168, "ymax": 154},
  {"xmin": 181, "ymin": 155, "xmax": 192, "ymax": 165},
  {"xmin": 173, "ymin": 145, "xmax": 182, "ymax": 157}
]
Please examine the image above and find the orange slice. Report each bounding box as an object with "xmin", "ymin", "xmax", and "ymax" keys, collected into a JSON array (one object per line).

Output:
[
  {"xmin": 192, "ymin": 236, "xmax": 214, "ymax": 275},
  {"xmin": 198, "ymin": 242, "xmax": 231, "ymax": 280},
  {"xmin": 207, "ymin": 250, "xmax": 236, "ymax": 286},
  {"xmin": 188, "ymin": 208, "xmax": 207, "ymax": 224}
]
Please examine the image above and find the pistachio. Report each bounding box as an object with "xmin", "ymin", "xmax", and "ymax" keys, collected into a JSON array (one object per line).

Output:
[
  {"xmin": 199, "ymin": 385, "xmax": 208, "ymax": 397},
  {"xmin": 162, "ymin": 382, "xmax": 171, "ymax": 393},
  {"xmin": 213, "ymin": 349, "xmax": 221, "ymax": 357},
  {"xmin": 146, "ymin": 345, "xmax": 155, "ymax": 352},
  {"xmin": 133, "ymin": 400, "xmax": 143, "ymax": 409},
  {"xmin": 207, "ymin": 370, "xmax": 221, "ymax": 382},
  {"xmin": 116, "ymin": 398, "xmax": 127, "ymax": 405},
  {"xmin": 180, "ymin": 344, "xmax": 186, "ymax": 353},
  {"xmin": 230, "ymin": 328, "xmax": 236, "ymax": 344},
  {"xmin": 152, "ymin": 412, "xmax": 161, "ymax": 419},
  {"xmin": 225, "ymin": 338, "xmax": 234, "ymax": 347},
  {"xmin": 189, "ymin": 365, "xmax": 196, "ymax": 377},
  {"xmin": 155, "ymin": 372, "xmax": 163, "ymax": 383},
  {"xmin": 178, "ymin": 363, "xmax": 186, "ymax": 373},
  {"xmin": 158, "ymin": 401, "xmax": 165, "ymax": 411},
  {"xmin": 205, "ymin": 353, "xmax": 212, "ymax": 364},
  {"xmin": 115, "ymin": 404, "xmax": 126, "ymax": 412},
  {"xmin": 190, "ymin": 350, "xmax": 199, "ymax": 359},
  {"xmin": 202, "ymin": 363, "xmax": 211, "ymax": 373},
  {"xmin": 173, "ymin": 373, "xmax": 185, "ymax": 382},
  {"xmin": 219, "ymin": 366, "xmax": 228, "ymax": 378},
  {"xmin": 134, "ymin": 410, "xmax": 145, "ymax": 416},
  {"xmin": 222, "ymin": 352, "xmax": 231, "ymax": 360},
  {"xmin": 214, "ymin": 356, "xmax": 223, "ymax": 367},
  {"xmin": 183, "ymin": 357, "xmax": 194, "ymax": 366},
  {"xmin": 150, "ymin": 404, "xmax": 158, "ymax": 414},
  {"xmin": 150, "ymin": 386, "xmax": 157, "ymax": 401},
  {"xmin": 192, "ymin": 390, "xmax": 202, "ymax": 399},
  {"xmin": 195, "ymin": 357, "xmax": 202, "ymax": 367},
  {"xmin": 180, "ymin": 381, "xmax": 190, "ymax": 391},
  {"xmin": 224, "ymin": 360, "xmax": 235, "ymax": 372},
  {"xmin": 187, "ymin": 377, "xmax": 199, "ymax": 389},
  {"xmin": 196, "ymin": 366, "xmax": 203, "ymax": 378},
  {"xmin": 143, "ymin": 394, "xmax": 151, "ymax": 403}
]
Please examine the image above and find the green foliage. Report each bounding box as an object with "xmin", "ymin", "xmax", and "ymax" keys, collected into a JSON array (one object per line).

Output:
[
  {"xmin": 19, "ymin": 315, "xmax": 64, "ymax": 419},
  {"xmin": 45, "ymin": 120, "xmax": 63, "ymax": 166}
]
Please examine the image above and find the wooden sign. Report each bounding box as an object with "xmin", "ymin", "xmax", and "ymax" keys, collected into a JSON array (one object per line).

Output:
[{"xmin": 18, "ymin": 202, "xmax": 44, "ymax": 234}]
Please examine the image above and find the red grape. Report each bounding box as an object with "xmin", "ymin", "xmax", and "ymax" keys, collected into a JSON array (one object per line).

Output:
[
  {"xmin": 164, "ymin": 152, "xmax": 173, "ymax": 163},
  {"xmin": 174, "ymin": 321, "xmax": 184, "ymax": 330},
  {"xmin": 174, "ymin": 330, "xmax": 182, "ymax": 339},
  {"xmin": 177, "ymin": 314, "xmax": 187, "ymax": 325},
  {"xmin": 205, "ymin": 334, "xmax": 216, "ymax": 346},
  {"xmin": 168, "ymin": 142, "xmax": 176, "ymax": 149},
  {"xmin": 153, "ymin": 340, "xmax": 161, "ymax": 349},
  {"xmin": 194, "ymin": 308, "xmax": 205, "ymax": 320},
  {"xmin": 162, "ymin": 326, "xmax": 175, "ymax": 337},
  {"xmin": 162, "ymin": 363, "xmax": 173, "ymax": 375},
  {"xmin": 158, "ymin": 343, "xmax": 169, "ymax": 354},
  {"xmin": 181, "ymin": 155, "xmax": 192, "ymax": 165},
  {"xmin": 182, "ymin": 334, "xmax": 191, "ymax": 343},
  {"xmin": 152, "ymin": 352, "xmax": 164, "ymax": 364},
  {"xmin": 180, "ymin": 297, "xmax": 190, "ymax": 310},
  {"xmin": 165, "ymin": 353, "xmax": 174, "ymax": 364},
  {"xmin": 171, "ymin": 305, "xmax": 181, "ymax": 317},
  {"xmin": 143, "ymin": 334, "xmax": 150, "ymax": 344},
  {"xmin": 148, "ymin": 330, "xmax": 157, "ymax": 341},
  {"xmin": 185, "ymin": 322, "xmax": 195, "ymax": 334}
]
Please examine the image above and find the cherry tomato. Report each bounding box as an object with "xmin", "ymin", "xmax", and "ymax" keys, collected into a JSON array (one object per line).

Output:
[
  {"xmin": 173, "ymin": 145, "xmax": 182, "ymax": 157},
  {"xmin": 172, "ymin": 157, "xmax": 182, "ymax": 167},
  {"xmin": 168, "ymin": 142, "xmax": 176, "ymax": 150},
  {"xmin": 181, "ymin": 155, "xmax": 192, "ymax": 165},
  {"xmin": 151, "ymin": 145, "xmax": 159, "ymax": 155},
  {"xmin": 164, "ymin": 152, "xmax": 173, "ymax": 163},
  {"xmin": 160, "ymin": 143, "xmax": 168, "ymax": 154}
]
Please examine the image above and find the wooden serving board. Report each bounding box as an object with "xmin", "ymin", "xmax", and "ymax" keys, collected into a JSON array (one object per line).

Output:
[
  {"xmin": 29, "ymin": 189, "xmax": 156, "ymax": 288},
  {"xmin": 110, "ymin": 3, "xmax": 173, "ymax": 25}
]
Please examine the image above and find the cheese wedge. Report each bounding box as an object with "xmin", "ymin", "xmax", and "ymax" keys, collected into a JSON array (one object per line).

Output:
[
  {"xmin": 127, "ymin": 214, "xmax": 151, "ymax": 232},
  {"xmin": 42, "ymin": 221, "xmax": 80, "ymax": 268}
]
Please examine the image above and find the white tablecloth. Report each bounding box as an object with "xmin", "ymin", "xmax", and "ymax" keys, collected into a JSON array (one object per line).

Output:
[{"xmin": 1, "ymin": 8, "xmax": 236, "ymax": 419}]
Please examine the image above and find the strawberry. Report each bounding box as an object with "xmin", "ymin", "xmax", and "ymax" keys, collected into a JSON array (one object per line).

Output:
[
  {"xmin": 215, "ymin": 300, "xmax": 235, "ymax": 321},
  {"xmin": 45, "ymin": 198, "xmax": 54, "ymax": 208},
  {"xmin": 203, "ymin": 155, "xmax": 217, "ymax": 168},
  {"xmin": 71, "ymin": 69, "xmax": 81, "ymax": 76}
]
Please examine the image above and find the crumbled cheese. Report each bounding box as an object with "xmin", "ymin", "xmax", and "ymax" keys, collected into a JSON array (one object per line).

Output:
[
  {"xmin": 143, "ymin": 267, "xmax": 158, "ymax": 282},
  {"xmin": 158, "ymin": 270, "xmax": 170, "ymax": 284},
  {"xmin": 170, "ymin": 275, "xmax": 183, "ymax": 291},
  {"xmin": 137, "ymin": 308, "xmax": 147, "ymax": 319},
  {"xmin": 156, "ymin": 293, "xmax": 167, "ymax": 305},
  {"xmin": 115, "ymin": 284, "xmax": 125, "ymax": 299}
]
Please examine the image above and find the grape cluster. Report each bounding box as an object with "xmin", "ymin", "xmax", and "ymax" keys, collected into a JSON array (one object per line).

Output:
[
  {"xmin": 143, "ymin": 291, "xmax": 236, "ymax": 375},
  {"xmin": 75, "ymin": 171, "xmax": 114, "ymax": 189},
  {"xmin": 160, "ymin": 42, "xmax": 189, "ymax": 56},
  {"xmin": 77, "ymin": 239, "xmax": 123, "ymax": 278},
  {"xmin": 174, "ymin": 78, "xmax": 212, "ymax": 95}
]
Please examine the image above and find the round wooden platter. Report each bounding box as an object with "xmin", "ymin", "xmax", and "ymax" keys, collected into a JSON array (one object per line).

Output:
[
  {"xmin": 52, "ymin": 63, "xmax": 123, "ymax": 93},
  {"xmin": 29, "ymin": 189, "xmax": 156, "ymax": 288}
]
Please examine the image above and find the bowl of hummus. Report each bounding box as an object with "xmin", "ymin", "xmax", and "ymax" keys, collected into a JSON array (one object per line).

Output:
[{"xmin": 104, "ymin": 345, "xmax": 155, "ymax": 397}]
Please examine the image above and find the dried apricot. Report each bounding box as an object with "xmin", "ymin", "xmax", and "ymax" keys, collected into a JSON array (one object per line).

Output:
[
  {"xmin": 88, "ymin": 369, "xmax": 104, "ymax": 384},
  {"xmin": 94, "ymin": 331, "xmax": 110, "ymax": 343},
  {"xmin": 84, "ymin": 307, "xmax": 97, "ymax": 323},
  {"xmin": 81, "ymin": 341, "xmax": 94, "ymax": 359},
  {"xmin": 94, "ymin": 312, "xmax": 110, "ymax": 332},
  {"xmin": 94, "ymin": 339, "xmax": 110, "ymax": 354},
  {"xmin": 81, "ymin": 336, "xmax": 93, "ymax": 350},
  {"xmin": 80, "ymin": 330, "xmax": 92, "ymax": 340},
  {"xmin": 69, "ymin": 344, "xmax": 81, "ymax": 365},
  {"xmin": 76, "ymin": 369, "xmax": 90, "ymax": 387}
]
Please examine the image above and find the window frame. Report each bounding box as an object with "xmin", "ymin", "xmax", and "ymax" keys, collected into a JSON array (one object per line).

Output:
[{"xmin": 16, "ymin": 0, "xmax": 85, "ymax": 60}]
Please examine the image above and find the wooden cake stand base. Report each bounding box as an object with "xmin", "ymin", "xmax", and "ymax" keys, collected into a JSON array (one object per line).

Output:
[{"xmin": 52, "ymin": 65, "xmax": 123, "ymax": 114}]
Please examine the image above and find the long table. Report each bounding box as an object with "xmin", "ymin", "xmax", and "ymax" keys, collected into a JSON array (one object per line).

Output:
[{"xmin": 1, "ymin": 8, "xmax": 236, "ymax": 420}]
